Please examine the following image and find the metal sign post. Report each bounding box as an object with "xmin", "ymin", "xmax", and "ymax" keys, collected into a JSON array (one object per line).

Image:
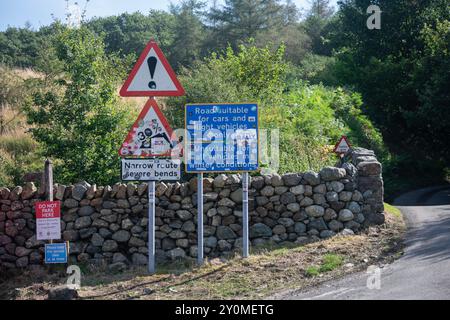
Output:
[
  {"xmin": 242, "ymin": 172, "xmax": 249, "ymax": 258},
  {"xmin": 197, "ymin": 173, "xmax": 204, "ymax": 265},
  {"xmin": 148, "ymin": 181, "xmax": 156, "ymax": 274}
]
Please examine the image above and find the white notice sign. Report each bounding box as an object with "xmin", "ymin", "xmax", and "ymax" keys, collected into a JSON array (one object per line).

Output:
[{"xmin": 121, "ymin": 158, "xmax": 181, "ymax": 181}]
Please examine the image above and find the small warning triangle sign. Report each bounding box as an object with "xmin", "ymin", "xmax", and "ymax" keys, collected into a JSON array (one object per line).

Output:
[
  {"xmin": 333, "ymin": 135, "xmax": 351, "ymax": 154},
  {"xmin": 120, "ymin": 40, "xmax": 185, "ymax": 97},
  {"xmin": 119, "ymin": 99, "xmax": 182, "ymax": 157}
]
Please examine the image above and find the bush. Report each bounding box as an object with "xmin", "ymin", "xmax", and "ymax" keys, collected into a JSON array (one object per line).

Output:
[
  {"xmin": 25, "ymin": 27, "xmax": 137, "ymax": 185},
  {"xmin": 165, "ymin": 44, "xmax": 386, "ymax": 174}
]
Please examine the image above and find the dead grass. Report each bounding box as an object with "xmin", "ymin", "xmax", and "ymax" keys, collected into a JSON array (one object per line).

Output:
[{"xmin": 0, "ymin": 208, "xmax": 406, "ymax": 300}]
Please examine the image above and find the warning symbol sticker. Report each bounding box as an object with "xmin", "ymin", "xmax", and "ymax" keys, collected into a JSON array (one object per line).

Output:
[{"xmin": 119, "ymin": 99, "xmax": 181, "ymax": 157}]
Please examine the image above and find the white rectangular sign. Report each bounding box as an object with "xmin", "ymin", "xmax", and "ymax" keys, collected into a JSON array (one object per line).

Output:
[
  {"xmin": 121, "ymin": 158, "xmax": 181, "ymax": 181},
  {"xmin": 35, "ymin": 201, "xmax": 61, "ymax": 241}
]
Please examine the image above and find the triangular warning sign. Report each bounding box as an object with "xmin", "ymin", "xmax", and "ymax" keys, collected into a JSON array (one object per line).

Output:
[
  {"xmin": 120, "ymin": 40, "xmax": 185, "ymax": 97},
  {"xmin": 119, "ymin": 99, "xmax": 182, "ymax": 157},
  {"xmin": 333, "ymin": 135, "xmax": 351, "ymax": 154}
]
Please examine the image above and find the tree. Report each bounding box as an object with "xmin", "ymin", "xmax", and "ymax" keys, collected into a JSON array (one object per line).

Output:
[
  {"xmin": 25, "ymin": 27, "xmax": 136, "ymax": 185},
  {"xmin": 332, "ymin": 0, "xmax": 450, "ymax": 177},
  {"xmin": 207, "ymin": 0, "xmax": 286, "ymax": 49},
  {"xmin": 302, "ymin": 0, "xmax": 335, "ymax": 55},
  {"xmin": 169, "ymin": 0, "xmax": 207, "ymax": 68}
]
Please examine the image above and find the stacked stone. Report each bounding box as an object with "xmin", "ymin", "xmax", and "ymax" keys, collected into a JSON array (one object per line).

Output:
[
  {"xmin": 352, "ymin": 148, "xmax": 385, "ymax": 225},
  {"xmin": 0, "ymin": 148, "xmax": 384, "ymax": 272},
  {"xmin": 0, "ymin": 183, "xmax": 43, "ymax": 269}
]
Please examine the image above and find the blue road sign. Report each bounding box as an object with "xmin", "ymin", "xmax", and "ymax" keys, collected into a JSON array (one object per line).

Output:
[
  {"xmin": 45, "ymin": 243, "xmax": 68, "ymax": 264},
  {"xmin": 185, "ymin": 103, "xmax": 258, "ymax": 172}
]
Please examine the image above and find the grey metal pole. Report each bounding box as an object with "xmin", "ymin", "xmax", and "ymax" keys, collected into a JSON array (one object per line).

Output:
[
  {"xmin": 197, "ymin": 173, "xmax": 204, "ymax": 265},
  {"xmin": 148, "ymin": 181, "xmax": 156, "ymax": 274},
  {"xmin": 242, "ymin": 172, "xmax": 249, "ymax": 258}
]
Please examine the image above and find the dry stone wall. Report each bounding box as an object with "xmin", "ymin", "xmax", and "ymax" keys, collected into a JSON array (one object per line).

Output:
[{"xmin": 0, "ymin": 148, "xmax": 384, "ymax": 273}]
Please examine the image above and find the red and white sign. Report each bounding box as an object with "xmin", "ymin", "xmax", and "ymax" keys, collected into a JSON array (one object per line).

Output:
[
  {"xmin": 119, "ymin": 99, "xmax": 182, "ymax": 157},
  {"xmin": 35, "ymin": 201, "xmax": 61, "ymax": 240},
  {"xmin": 333, "ymin": 135, "xmax": 351, "ymax": 154},
  {"xmin": 119, "ymin": 40, "xmax": 185, "ymax": 97}
]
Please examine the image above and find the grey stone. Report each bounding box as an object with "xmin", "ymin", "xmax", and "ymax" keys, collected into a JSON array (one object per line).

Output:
[
  {"xmin": 167, "ymin": 248, "xmax": 186, "ymax": 260},
  {"xmin": 320, "ymin": 230, "xmax": 336, "ymax": 239},
  {"xmin": 300, "ymin": 197, "xmax": 314, "ymax": 207},
  {"xmin": 250, "ymin": 223, "xmax": 272, "ymax": 238},
  {"xmin": 357, "ymin": 161, "xmax": 382, "ymax": 176},
  {"xmin": 108, "ymin": 262, "xmax": 127, "ymax": 273},
  {"xmin": 313, "ymin": 194, "xmax": 326, "ymax": 205},
  {"xmin": 290, "ymin": 185, "xmax": 305, "ymax": 195},
  {"xmin": 273, "ymin": 225, "xmax": 286, "ymax": 234},
  {"xmin": 338, "ymin": 209, "xmax": 354, "ymax": 222},
  {"xmin": 280, "ymin": 192, "xmax": 296, "ymax": 204},
  {"xmin": 74, "ymin": 216, "xmax": 92, "ymax": 230},
  {"xmin": 251, "ymin": 176, "xmax": 265, "ymax": 189},
  {"xmin": 305, "ymin": 205, "xmax": 325, "ymax": 218},
  {"xmin": 63, "ymin": 230, "xmax": 79, "ymax": 241},
  {"xmin": 64, "ymin": 199, "xmax": 79, "ymax": 209},
  {"xmin": 294, "ymin": 222, "xmax": 307, "ymax": 234},
  {"xmin": 169, "ymin": 230, "xmax": 186, "ymax": 239},
  {"xmin": 278, "ymin": 218, "xmax": 294, "ymax": 227},
  {"xmin": 112, "ymin": 230, "xmax": 131, "ymax": 243},
  {"xmin": 204, "ymin": 236, "xmax": 218, "ymax": 248},
  {"xmin": 260, "ymin": 186, "xmax": 275, "ymax": 197},
  {"xmin": 282, "ymin": 173, "xmax": 301, "ymax": 186},
  {"xmin": 129, "ymin": 236, "xmax": 146, "ymax": 247},
  {"xmin": 113, "ymin": 252, "xmax": 128, "ymax": 264},
  {"xmin": 326, "ymin": 191, "xmax": 339, "ymax": 202},
  {"xmin": 218, "ymin": 198, "xmax": 236, "ymax": 207},
  {"xmin": 102, "ymin": 240, "xmax": 118, "ymax": 252},
  {"xmin": 230, "ymin": 188, "xmax": 243, "ymax": 203},
  {"xmin": 72, "ymin": 183, "xmax": 89, "ymax": 201},
  {"xmin": 216, "ymin": 226, "xmax": 237, "ymax": 240},
  {"xmin": 215, "ymin": 240, "xmax": 230, "ymax": 251},
  {"xmin": 348, "ymin": 201, "xmax": 361, "ymax": 214},
  {"xmin": 339, "ymin": 191, "xmax": 353, "ymax": 202},
  {"xmin": 182, "ymin": 221, "xmax": 196, "ymax": 232},
  {"xmin": 328, "ymin": 220, "xmax": 344, "ymax": 232},
  {"xmin": 176, "ymin": 210, "xmax": 192, "ymax": 221},
  {"xmin": 320, "ymin": 167, "xmax": 346, "ymax": 181},
  {"xmin": 303, "ymin": 171, "xmax": 320, "ymax": 186},
  {"xmin": 330, "ymin": 181, "xmax": 345, "ymax": 193},
  {"xmin": 341, "ymin": 228, "xmax": 355, "ymax": 236},
  {"xmin": 91, "ymin": 233, "xmax": 104, "ymax": 246},
  {"xmin": 16, "ymin": 256, "xmax": 29, "ymax": 268},
  {"xmin": 213, "ymin": 174, "xmax": 227, "ymax": 188},
  {"xmin": 313, "ymin": 184, "xmax": 327, "ymax": 194},
  {"xmin": 308, "ymin": 218, "xmax": 328, "ymax": 231},
  {"xmin": 271, "ymin": 174, "xmax": 284, "ymax": 187},
  {"xmin": 78, "ymin": 206, "xmax": 94, "ymax": 216},
  {"xmin": 132, "ymin": 253, "xmax": 148, "ymax": 265},
  {"xmin": 286, "ymin": 203, "xmax": 300, "ymax": 212}
]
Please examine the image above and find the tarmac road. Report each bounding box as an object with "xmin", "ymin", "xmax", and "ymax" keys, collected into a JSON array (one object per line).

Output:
[{"xmin": 275, "ymin": 185, "xmax": 450, "ymax": 300}]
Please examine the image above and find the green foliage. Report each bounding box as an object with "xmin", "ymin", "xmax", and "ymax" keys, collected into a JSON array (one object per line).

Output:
[
  {"xmin": 165, "ymin": 43, "xmax": 287, "ymax": 127},
  {"xmin": 329, "ymin": 0, "xmax": 450, "ymax": 193},
  {"xmin": 24, "ymin": 27, "xmax": 136, "ymax": 185},
  {"xmin": 0, "ymin": 133, "xmax": 41, "ymax": 187},
  {"xmin": 166, "ymin": 44, "xmax": 383, "ymax": 174},
  {"xmin": 306, "ymin": 254, "xmax": 343, "ymax": 276}
]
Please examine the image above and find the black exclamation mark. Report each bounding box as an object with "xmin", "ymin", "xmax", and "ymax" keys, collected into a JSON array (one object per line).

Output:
[{"xmin": 147, "ymin": 56, "xmax": 157, "ymax": 89}]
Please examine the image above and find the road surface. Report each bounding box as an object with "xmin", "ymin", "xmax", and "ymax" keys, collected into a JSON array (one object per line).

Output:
[{"xmin": 276, "ymin": 185, "xmax": 450, "ymax": 300}]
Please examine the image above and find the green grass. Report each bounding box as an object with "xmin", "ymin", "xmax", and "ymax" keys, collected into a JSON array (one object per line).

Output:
[
  {"xmin": 384, "ymin": 202, "xmax": 402, "ymax": 218},
  {"xmin": 306, "ymin": 254, "xmax": 343, "ymax": 277}
]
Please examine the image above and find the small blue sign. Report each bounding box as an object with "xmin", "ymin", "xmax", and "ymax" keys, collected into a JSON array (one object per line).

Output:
[
  {"xmin": 45, "ymin": 243, "xmax": 68, "ymax": 264},
  {"xmin": 185, "ymin": 103, "xmax": 258, "ymax": 172}
]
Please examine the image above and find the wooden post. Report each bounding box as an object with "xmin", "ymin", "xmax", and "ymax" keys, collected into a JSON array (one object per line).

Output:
[
  {"xmin": 45, "ymin": 159, "xmax": 54, "ymax": 201},
  {"xmin": 44, "ymin": 159, "xmax": 54, "ymax": 244}
]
